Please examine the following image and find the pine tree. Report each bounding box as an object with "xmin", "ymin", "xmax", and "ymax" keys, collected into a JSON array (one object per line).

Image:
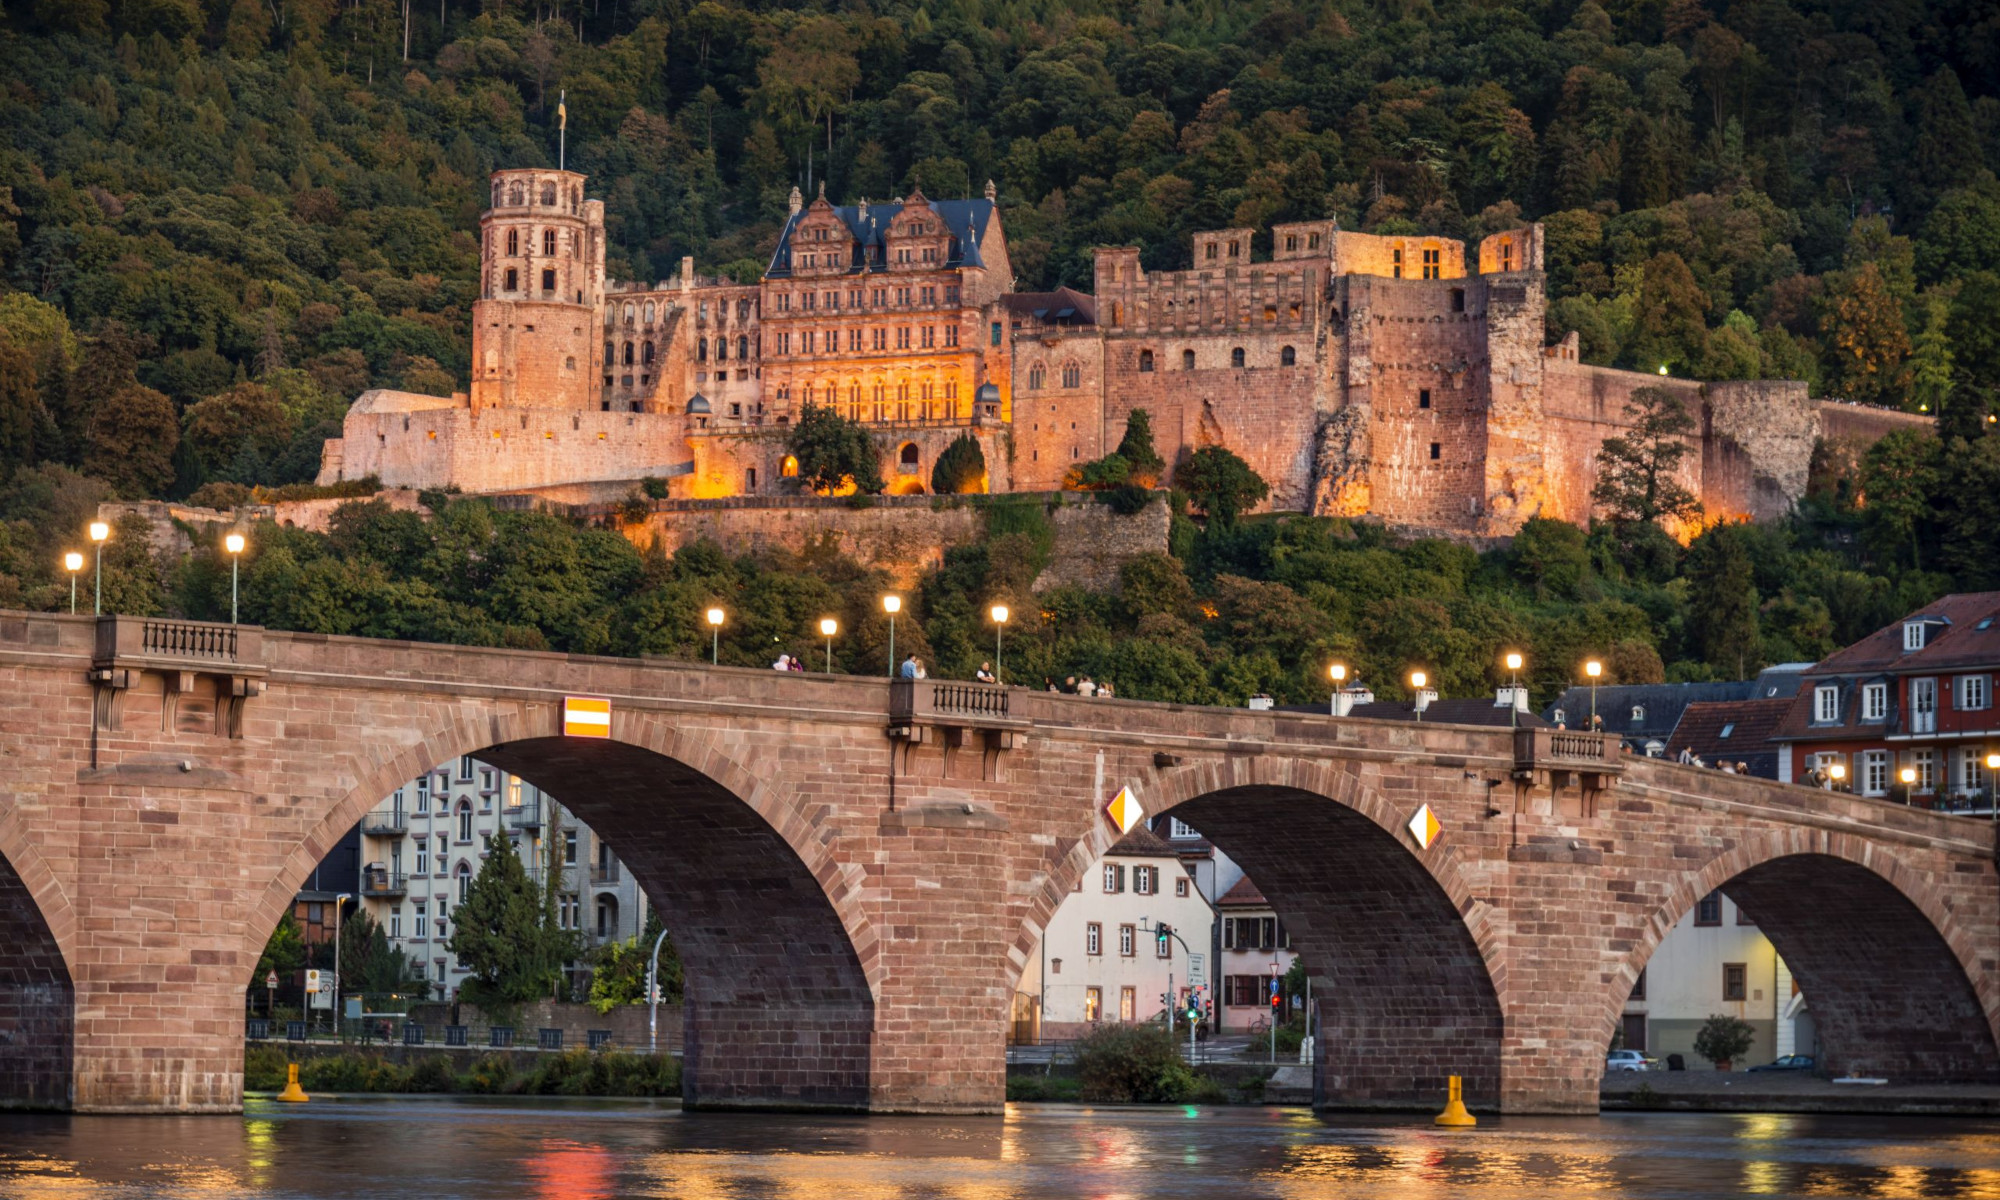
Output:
[
  {"xmin": 446, "ymin": 831, "xmax": 559, "ymax": 1008},
  {"xmin": 929, "ymin": 433, "xmax": 986, "ymax": 494},
  {"xmin": 1589, "ymin": 386, "xmax": 1702, "ymax": 527},
  {"xmin": 1908, "ymin": 291, "xmax": 1955, "ymax": 418},
  {"xmin": 1113, "ymin": 409, "xmax": 1166, "ymax": 486}
]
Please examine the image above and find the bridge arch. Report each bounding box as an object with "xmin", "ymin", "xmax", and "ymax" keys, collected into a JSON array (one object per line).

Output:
[
  {"xmin": 1023, "ymin": 754, "xmax": 1506, "ymax": 1107},
  {"xmin": 1604, "ymin": 832, "xmax": 2000, "ymax": 1082},
  {"xmin": 0, "ymin": 809, "xmax": 75, "ymax": 1108},
  {"xmin": 253, "ymin": 705, "xmax": 881, "ymax": 1110}
]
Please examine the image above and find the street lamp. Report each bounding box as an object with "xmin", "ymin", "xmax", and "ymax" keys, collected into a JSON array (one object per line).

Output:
[
  {"xmin": 331, "ymin": 892, "xmax": 351, "ymax": 1041},
  {"xmin": 88, "ymin": 521, "xmax": 109, "ymax": 616},
  {"xmin": 224, "ymin": 532, "xmax": 246, "ymax": 625},
  {"xmin": 1986, "ymin": 752, "xmax": 1999, "ymax": 824},
  {"xmin": 1827, "ymin": 761, "xmax": 1847, "ymax": 792},
  {"xmin": 1503, "ymin": 651, "xmax": 1524, "ymax": 728},
  {"xmin": 1328, "ymin": 662, "xmax": 1347, "ymax": 715},
  {"xmin": 1900, "ymin": 765, "xmax": 1918, "ymax": 805},
  {"xmin": 882, "ymin": 595, "xmax": 901, "ymax": 677},
  {"xmin": 990, "ymin": 603, "xmax": 1009, "ymax": 686},
  {"xmin": 63, "ymin": 552, "xmax": 82, "ymax": 615},
  {"xmin": 819, "ymin": 617, "xmax": 838, "ymax": 673},
  {"xmin": 1409, "ymin": 670, "xmax": 1428, "ymax": 722},
  {"xmin": 705, "ymin": 607, "xmax": 725, "ymax": 665},
  {"xmin": 1584, "ymin": 659, "xmax": 1603, "ymax": 730}
]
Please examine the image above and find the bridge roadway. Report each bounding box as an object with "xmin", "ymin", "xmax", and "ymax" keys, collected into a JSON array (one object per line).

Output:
[{"xmin": 0, "ymin": 613, "xmax": 1993, "ymax": 1113}]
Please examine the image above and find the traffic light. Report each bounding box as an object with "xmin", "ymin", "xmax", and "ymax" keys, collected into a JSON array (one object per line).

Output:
[{"xmin": 1155, "ymin": 923, "xmax": 1172, "ymax": 954}]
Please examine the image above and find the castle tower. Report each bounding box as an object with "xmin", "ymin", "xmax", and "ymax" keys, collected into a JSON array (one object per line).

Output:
[{"xmin": 470, "ymin": 168, "xmax": 604, "ymax": 411}]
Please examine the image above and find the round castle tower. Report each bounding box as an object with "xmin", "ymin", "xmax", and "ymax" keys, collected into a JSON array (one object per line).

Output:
[{"xmin": 470, "ymin": 168, "xmax": 605, "ymax": 411}]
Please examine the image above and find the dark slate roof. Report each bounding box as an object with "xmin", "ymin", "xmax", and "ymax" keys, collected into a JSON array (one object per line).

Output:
[
  {"xmin": 1001, "ymin": 286, "xmax": 1098, "ymax": 325},
  {"xmin": 1108, "ymin": 826, "xmax": 1179, "ymax": 858},
  {"xmin": 1542, "ymin": 668, "xmax": 1809, "ymax": 749},
  {"xmin": 1770, "ymin": 592, "xmax": 2000, "ymax": 744},
  {"xmin": 1664, "ymin": 698, "xmax": 1792, "ymax": 779},
  {"xmin": 765, "ymin": 195, "xmax": 997, "ymax": 277},
  {"xmin": 1278, "ymin": 699, "xmax": 1551, "ymax": 728}
]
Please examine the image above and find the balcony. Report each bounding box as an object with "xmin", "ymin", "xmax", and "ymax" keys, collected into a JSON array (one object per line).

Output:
[
  {"xmin": 360, "ymin": 810, "xmax": 407, "ymax": 837},
  {"xmin": 1512, "ymin": 727, "xmax": 1623, "ymax": 804},
  {"xmin": 89, "ymin": 615, "xmax": 268, "ymax": 737},
  {"xmin": 360, "ymin": 868, "xmax": 408, "ymax": 899},
  {"xmin": 889, "ymin": 679, "xmax": 1014, "ymax": 730},
  {"xmin": 505, "ymin": 802, "xmax": 543, "ymax": 830},
  {"xmin": 590, "ymin": 865, "xmax": 620, "ymax": 887}
]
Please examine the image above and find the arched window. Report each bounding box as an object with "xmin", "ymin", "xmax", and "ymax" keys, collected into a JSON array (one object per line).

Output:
[
  {"xmin": 1182, "ymin": 349, "xmax": 1195, "ymax": 370},
  {"xmin": 622, "ymin": 342, "xmax": 634, "ymax": 365},
  {"xmin": 622, "ymin": 302, "xmax": 634, "ymax": 325},
  {"xmin": 1028, "ymin": 364, "xmax": 1045, "ymax": 390},
  {"xmin": 539, "ymin": 181, "xmax": 557, "ymax": 206},
  {"xmin": 492, "ymin": 180, "xmax": 503, "ymax": 207},
  {"xmin": 1061, "ymin": 362, "xmax": 1080, "ymax": 388},
  {"xmin": 1231, "ymin": 347, "xmax": 1246, "ymax": 368},
  {"xmin": 738, "ymin": 299, "xmax": 752, "ymax": 321},
  {"xmin": 1139, "ymin": 350, "xmax": 1154, "ymax": 373},
  {"xmin": 900, "ymin": 443, "xmax": 920, "ymax": 465},
  {"xmin": 542, "ymin": 229, "xmax": 556, "ymax": 255},
  {"xmin": 508, "ymin": 182, "xmax": 524, "ymax": 206},
  {"xmin": 595, "ymin": 896, "xmax": 619, "ymax": 939},
  {"xmin": 641, "ymin": 343, "xmax": 654, "ymax": 365},
  {"xmin": 505, "ymin": 229, "xmax": 519, "ymax": 256},
  {"xmin": 643, "ymin": 301, "xmax": 655, "ymax": 324},
  {"xmin": 715, "ymin": 338, "xmax": 727, "ymax": 362},
  {"xmin": 1280, "ymin": 345, "xmax": 1296, "ymax": 366},
  {"xmin": 1630, "ymin": 705, "xmax": 1646, "ymax": 724},
  {"xmin": 737, "ymin": 335, "xmax": 749, "ymax": 359},
  {"xmin": 697, "ymin": 338, "xmax": 708, "ymax": 363},
  {"xmin": 456, "ymin": 861, "xmax": 472, "ymax": 902},
  {"xmin": 456, "ymin": 801, "xmax": 472, "ymax": 842},
  {"xmin": 781, "ymin": 455, "xmax": 799, "ymax": 478}
]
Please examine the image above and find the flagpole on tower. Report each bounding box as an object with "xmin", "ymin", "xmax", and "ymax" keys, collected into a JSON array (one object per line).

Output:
[{"xmin": 558, "ymin": 89, "xmax": 567, "ymax": 172}]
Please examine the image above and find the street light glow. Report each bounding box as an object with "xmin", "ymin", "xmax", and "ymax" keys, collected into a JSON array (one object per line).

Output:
[
  {"xmin": 1504, "ymin": 652, "xmax": 1523, "ymax": 672},
  {"xmin": 1657, "ymin": 364, "xmax": 1669, "ymax": 376},
  {"xmin": 990, "ymin": 603, "xmax": 1009, "ymax": 624},
  {"xmin": 1901, "ymin": 767, "xmax": 1917, "ymax": 784},
  {"xmin": 88, "ymin": 521, "xmax": 109, "ymax": 543},
  {"xmin": 1409, "ymin": 670, "xmax": 1427, "ymax": 690},
  {"xmin": 1828, "ymin": 762, "xmax": 1846, "ymax": 780},
  {"xmin": 1584, "ymin": 660, "xmax": 1602, "ymax": 679},
  {"xmin": 1329, "ymin": 663, "xmax": 1347, "ymax": 683},
  {"xmin": 706, "ymin": 607, "xmax": 725, "ymax": 627},
  {"xmin": 819, "ymin": 617, "xmax": 838, "ymax": 637},
  {"xmin": 882, "ymin": 595, "xmax": 901, "ymax": 615},
  {"xmin": 63, "ymin": 552, "xmax": 82, "ymax": 572},
  {"xmin": 224, "ymin": 532, "xmax": 246, "ymax": 555}
]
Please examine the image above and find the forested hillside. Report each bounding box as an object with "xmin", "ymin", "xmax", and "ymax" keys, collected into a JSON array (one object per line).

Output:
[{"xmin": 0, "ymin": 0, "xmax": 1997, "ymax": 695}]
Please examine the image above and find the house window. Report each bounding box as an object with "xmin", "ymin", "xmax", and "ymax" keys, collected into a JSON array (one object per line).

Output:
[
  {"xmin": 1959, "ymin": 675, "xmax": 1989, "ymax": 711},
  {"xmin": 1630, "ymin": 705, "xmax": 1646, "ymax": 725},
  {"xmin": 1904, "ymin": 622, "xmax": 1927, "ymax": 651},
  {"xmin": 1912, "ymin": 748, "xmax": 1936, "ymax": 791},
  {"xmin": 1862, "ymin": 683, "xmax": 1887, "ymax": 721},
  {"xmin": 1168, "ymin": 818, "xmax": 1197, "ymax": 839},
  {"xmin": 1630, "ymin": 968, "xmax": 1647, "ymax": 1001},
  {"xmin": 457, "ymin": 803, "xmax": 472, "ymax": 842},
  {"xmin": 456, "ymin": 862, "xmax": 471, "ymax": 902},
  {"xmin": 1960, "ymin": 746, "xmax": 1989, "ymax": 793},
  {"xmin": 1814, "ymin": 685, "xmax": 1840, "ymax": 723},
  {"xmin": 1086, "ymin": 923, "xmax": 1102, "ymax": 956},
  {"xmin": 1119, "ymin": 987, "xmax": 1135, "ymax": 1022},
  {"xmin": 389, "ymin": 907, "xmax": 402, "ymax": 938},
  {"xmin": 1156, "ymin": 928, "xmax": 1172, "ymax": 959},
  {"xmin": 1102, "ymin": 863, "xmax": 1124, "ymax": 893},
  {"xmin": 1695, "ymin": 891, "xmax": 1723, "ymax": 926},
  {"xmin": 1133, "ymin": 866, "xmax": 1156, "ymax": 895},
  {"xmin": 1119, "ymin": 925, "xmax": 1134, "ymax": 957},
  {"xmin": 1175, "ymin": 878, "xmax": 1189, "ymax": 897},
  {"xmin": 1085, "ymin": 987, "xmax": 1102, "ymax": 1021},
  {"xmin": 458, "ymin": 756, "xmax": 474, "ymax": 781},
  {"xmin": 1722, "ymin": 963, "xmax": 1747, "ymax": 1002},
  {"xmin": 1862, "ymin": 749, "xmax": 1890, "ymax": 796},
  {"xmin": 414, "ymin": 903, "xmax": 428, "ymax": 939},
  {"xmin": 564, "ymin": 829, "xmax": 578, "ymax": 864}
]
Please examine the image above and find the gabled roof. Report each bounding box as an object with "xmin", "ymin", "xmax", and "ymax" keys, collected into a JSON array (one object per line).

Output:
[
  {"xmin": 765, "ymin": 195, "xmax": 997, "ymax": 278},
  {"xmin": 1107, "ymin": 826, "xmax": 1179, "ymax": 859},
  {"xmin": 1664, "ymin": 698, "xmax": 1791, "ymax": 778},
  {"xmin": 1808, "ymin": 593, "xmax": 2000, "ymax": 676},
  {"xmin": 1218, "ymin": 875, "xmax": 1269, "ymax": 908},
  {"xmin": 1001, "ymin": 286, "xmax": 1098, "ymax": 325}
]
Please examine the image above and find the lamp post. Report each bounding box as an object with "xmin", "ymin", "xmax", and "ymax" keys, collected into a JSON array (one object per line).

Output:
[
  {"xmin": 706, "ymin": 607, "xmax": 725, "ymax": 665},
  {"xmin": 1328, "ymin": 662, "xmax": 1347, "ymax": 715},
  {"xmin": 1409, "ymin": 670, "xmax": 1428, "ymax": 722},
  {"xmin": 1986, "ymin": 752, "xmax": 1999, "ymax": 824},
  {"xmin": 88, "ymin": 521, "xmax": 109, "ymax": 616},
  {"xmin": 819, "ymin": 617, "xmax": 838, "ymax": 673},
  {"xmin": 1901, "ymin": 765, "xmax": 1918, "ymax": 806},
  {"xmin": 882, "ymin": 595, "xmax": 901, "ymax": 676},
  {"xmin": 63, "ymin": 552, "xmax": 82, "ymax": 615},
  {"xmin": 1827, "ymin": 762, "xmax": 1847, "ymax": 793},
  {"xmin": 647, "ymin": 924, "xmax": 671, "ymax": 1053},
  {"xmin": 224, "ymin": 532, "xmax": 246, "ymax": 624},
  {"xmin": 1504, "ymin": 651, "xmax": 1524, "ymax": 728},
  {"xmin": 332, "ymin": 892, "xmax": 351, "ymax": 1042},
  {"xmin": 1584, "ymin": 659, "xmax": 1603, "ymax": 729},
  {"xmin": 990, "ymin": 603, "xmax": 1009, "ymax": 686}
]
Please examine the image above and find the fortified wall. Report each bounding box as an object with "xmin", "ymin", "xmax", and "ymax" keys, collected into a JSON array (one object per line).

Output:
[{"xmin": 321, "ymin": 166, "xmax": 1910, "ymax": 542}]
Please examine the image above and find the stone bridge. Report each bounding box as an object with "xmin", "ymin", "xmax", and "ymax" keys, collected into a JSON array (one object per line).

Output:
[{"xmin": 0, "ymin": 613, "xmax": 1994, "ymax": 1114}]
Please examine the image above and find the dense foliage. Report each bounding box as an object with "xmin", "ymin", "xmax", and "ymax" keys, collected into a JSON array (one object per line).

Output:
[
  {"xmin": 244, "ymin": 1044, "xmax": 682, "ymax": 1096},
  {"xmin": 1, "ymin": 0, "xmax": 1998, "ymax": 503}
]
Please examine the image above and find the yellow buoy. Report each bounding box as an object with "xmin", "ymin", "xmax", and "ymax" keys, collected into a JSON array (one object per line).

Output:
[
  {"xmin": 1434, "ymin": 1074, "xmax": 1476, "ymax": 1127},
  {"xmin": 275, "ymin": 1063, "xmax": 309, "ymax": 1103}
]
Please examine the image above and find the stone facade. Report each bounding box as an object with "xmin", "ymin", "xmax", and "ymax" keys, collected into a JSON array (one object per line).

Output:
[
  {"xmin": 0, "ymin": 613, "xmax": 1995, "ymax": 1115},
  {"xmin": 318, "ymin": 169, "xmax": 1894, "ymax": 537}
]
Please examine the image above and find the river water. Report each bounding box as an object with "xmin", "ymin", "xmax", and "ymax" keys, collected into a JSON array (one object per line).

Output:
[{"xmin": 2, "ymin": 1099, "xmax": 1997, "ymax": 1198}]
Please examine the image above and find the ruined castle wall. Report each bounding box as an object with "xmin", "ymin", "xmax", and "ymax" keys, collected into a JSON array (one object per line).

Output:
[
  {"xmin": 469, "ymin": 298, "xmax": 599, "ymax": 411},
  {"xmin": 328, "ymin": 405, "xmax": 694, "ymax": 493},
  {"xmin": 1478, "ymin": 273, "xmax": 1550, "ymax": 534},
  {"xmin": 1702, "ymin": 380, "xmax": 1818, "ymax": 523},
  {"xmin": 1331, "ymin": 231, "xmax": 1466, "ymax": 280},
  {"xmin": 1816, "ymin": 401, "xmax": 1933, "ymax": 443},
  {"xmin": 1011, "ymin": 331, "xmax": 1104, "ymax": 490},
  {"xmin": 1539, "ymin": 361, "xmax": 1706, "ymax": 523}
]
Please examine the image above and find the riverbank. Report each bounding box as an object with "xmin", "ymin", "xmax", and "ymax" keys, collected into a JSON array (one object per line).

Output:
[
  {"xmin": 244, "ymin": 1044, "xmax": 679, "ymax": 1098},
  {"xmin": 1600, "ymin": 1069, "xmax": 2000, "ymax": 1116}
]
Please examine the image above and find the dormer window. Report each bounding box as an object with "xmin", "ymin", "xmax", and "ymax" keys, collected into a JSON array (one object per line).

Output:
[
  {"xmin": 1814, "ymin": 684, "xmax": 1840, "ymax": 723},
  {"xmin": 1904, "ymin": 622, "xmax": 1927, "ymax": 651},
  {"xmin": 1629, "ymin": 705, "xmax": 1645, "ymax": 725}
]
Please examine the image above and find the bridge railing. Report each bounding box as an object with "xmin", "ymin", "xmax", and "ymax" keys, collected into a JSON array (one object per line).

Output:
[
  {"xmin": 889, "ymin": 679, "xmax": 1012, "ymax": 727},
  {"xmin": 93, "ymin": 614, "xmax": 264, "ymax": 671},
  {"xmin": 1514, "ymin": 727, "xmax": 1623, "ymax": 774}
]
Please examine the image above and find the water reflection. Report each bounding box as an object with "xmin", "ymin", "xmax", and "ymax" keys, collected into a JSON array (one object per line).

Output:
[{"xmin": 0, "ymin": 1100, "xmax": 1997, "ymax": 1198}]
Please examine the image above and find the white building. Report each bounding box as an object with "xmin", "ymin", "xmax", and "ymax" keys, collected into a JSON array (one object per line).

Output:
[
  {"xmin": 356, "ymin": 755, "xmax": 650, "ymax": 1001},
  {"xmin": 1016, "ymin": 828, "xmax": 1215, "ymax": 1040},
  {"xmin": 1215, "ymin": 876, "xmax": 1299, "ymax": 1034},
  {"xmin": 1620, "ymin": 889, "xmax": 1814, "ymax": 1066}
]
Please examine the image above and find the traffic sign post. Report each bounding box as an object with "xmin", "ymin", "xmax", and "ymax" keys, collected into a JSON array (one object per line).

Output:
[{"xmin": 265, "ymin": 970, "xmax": 277, "ymax": 1019}]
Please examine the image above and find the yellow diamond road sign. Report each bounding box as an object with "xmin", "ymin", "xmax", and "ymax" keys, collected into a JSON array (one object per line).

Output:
[
  {"xmin": 1408, "ymin": 804, "xmax": 1440, "ymax": 850},
  {"xmin": 1106, "ymin": 786, "xmax": 1143, "ymax": 834}
]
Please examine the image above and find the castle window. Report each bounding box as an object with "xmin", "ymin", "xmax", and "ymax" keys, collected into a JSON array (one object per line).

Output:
[
  {"xmin": 1231, "ymin": 347, "xmax": 1245, "ymax": 368},
  {"xmin": 1028, "ymin": 364, "xmax": 1045, "ymax": 390},
  {"xmin": 622, "ymin": 342, "xmax": 634, "ymax": 365},
  {"xmin": 564, "ymin": 356, "xmax": 575, "ymax": 370},
  {"xmin": 1309, "ymin": 233, "xmax": 1321, "ymax": 249},
  {"xmin": 697, "ymin": 339, "xmax": 707, "ymax": 362},
  {"xmin": 540, "ymin": 182, "xmax": 556, "ymax": 206},
  {"xmin": 782, "ymin": 455, "xmax": 799, "ymax": 477},
  {"xmin": 1228, "ymin": 240, "xmax": 1240, "ymax": 258},
  {"xmin": 508, "ymin": 182, "xmax": 524, "ymax": 206},
  {"xmin": 1061, "ymin": 362, "xmax": 1081, "ymax": 388},
  {"xmin": 604, "ymin": 341, "xmax": 614, "ymax": 365},
  {"xmin": 1204, "ymin": 243, "xmax": 1217, "ymax": 261},
  {"xmin": 900, "ymin": 443, "xmax": 920, "ymax": 467},
  {"xmin": 745, "ymin": 467, "xmax": 757, "ymax": 491},
  {"xmin": 1392, "ymin": 248, "xmax": 1403, "ymax": 279},
  {"xmin": 1139, "ymin": 350, "xmax": 1154, "ymax": 373},
  {"xmin": 1264, "ymin": 305, "xmax": 1276, "ymax": 322},
  {"xmin": 643, "ymin": 302, "xmax": 655, "ymax": 324},
  {"xmin": 1280, "ymin": 345, "xmax": 1296, "ymax": 366},
  {"xmin": 738, "ymin": 336, "xmax": 750, "ymax": 359},
  {"xmin": 1285, "ymin": 235, "xmax": 1297, "ymax": 252},
  {"xmin": 543, "ymin": 229, "xmax": 556, "ymax": 255},
  {"xmin": 506, "ymin": 229, "xmax": 519, "ymax": 256},
  {"xmin": 1451, "ymin": 288, "xmax": 1465, "ymax": 313},
  {"xmin": 944, "ymin": 325, "xmax": 958, "ymax": 347},
  {"xmin": 716, "ymin": 338, "xmax": 727, "ymax": 361},
  {"xmin": 1502, "ymin": 241, "xmax": 1515, "ymax": 272},
  {"xmin": 991, "ymin": 322, "xmax": 1002, "ymax": 346},
  {"xmin": 504, "ymin": 268, "xmax": 518, "ymax": 291},
  {"xmin": 623, "ymin": 303, "xmax": 634, "ymax": 325},
  {"xmin": 1429, "ymin": 442, "xmax": 1441, "ymax": 460},
  {"xmin": 739, "ymin": 299, "xmax": 752, "ymax": 321},
  {"xmin": 1422, "ymin": 248, "xmax": 1441, "ymax": 280},
  {"xmin": 642, "ymin": 343, "xmax": 654, "ymax": 365},
  {"xmin": 1419, "ymin": 388, "xmax": 1431, "ymax": 409},
  {"xmin": 541, "ymin": 268, "xmax": 555, "ymax": 292},
  {"xmin": 1183, "ymin": 349, "xmax": 1195, "ymax": 370}
]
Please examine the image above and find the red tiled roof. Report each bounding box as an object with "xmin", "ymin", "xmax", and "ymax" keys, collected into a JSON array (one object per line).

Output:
[
  {"xmin": 1107, "ymin": 826, "xmax": 1178, "ymax": 858},
  {"xmin": 1665, "ymin": 698, "xmax": 1791, "ymax": 769},
  {"xmin": 1771, "ymin": 592, "xmax": 2000, "ymax": 743},
  {"xmin": 1218, "ymin": 875, "xmax": 1268, "ymax": 907}
]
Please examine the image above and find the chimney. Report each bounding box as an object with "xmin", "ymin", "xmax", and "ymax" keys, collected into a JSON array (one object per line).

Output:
[
  {"xmin": 1495, "ymin": 686, "xmax": 1529, "ymax": 713},
  {"xmin": 1331, "ymin": 685, "xmax": 1375, "ymax": 718},
  {"xmin": 1413, "ymin": 688, "xmax": 1438, "ymax": 716}
]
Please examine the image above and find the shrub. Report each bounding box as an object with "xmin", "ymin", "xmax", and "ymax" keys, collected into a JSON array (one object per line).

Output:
[
  {"xmin": 459, "ymin": 1053, "xmax": 517, "ymax": 1094},
  {"xmin": 520, "ymin": 1049, "xmax": 680, "ymax": 1096},
  {"xmin": 1693, "ymin": 1014, "xmax": 1757, "ymax": 1066},
  {"xmin": 408, "ymin": 1055, "xmax": 456, "ymax": 1093},
  {"xmin": 1006, "ymin": 1073, "xmax": 1081, "ymax": 1102},
  {"xmin": 243, "ymin": 1044, "xmax": 288, "ymax": 1092},
  {"xmin": 641, "ymin": 476, "xmax": 671, "ymax": 500},
  {"xmin": 1074, "ymin": 1024, "xmax": 1198, "ymax": 1102}
]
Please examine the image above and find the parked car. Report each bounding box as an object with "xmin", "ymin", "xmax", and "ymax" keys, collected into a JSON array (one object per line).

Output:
[
  {"xmin": 1746, "ymin": 1054, "xmax": 1816, "ymax": 1073},
  {"xmin": 1606, "ymin": 1049, "xmax": 1655, "ymax": 1072}
]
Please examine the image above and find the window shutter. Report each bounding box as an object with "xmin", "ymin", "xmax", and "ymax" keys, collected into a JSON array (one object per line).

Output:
[{"xmin": 1115, "ymin": 864, "xmax": 1126, "ymax": 893}]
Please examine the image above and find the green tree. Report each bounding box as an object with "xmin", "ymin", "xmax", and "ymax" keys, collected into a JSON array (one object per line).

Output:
[
  {"xmin": 1174, "ymin": 446, "xmax": 1268, "ymax": 526},
  {"xmin": 446, "ymin": 832, "xmax": 562, "ymax": 1008},
  {"xmin": 84, "ymin": 384, "xmax": 178, "ymax": 498},
  {"xmin": 1112, "ymin": 409, "xmax": 1166, "ymax": 486},
  {"xmin": 787, "ymin": 402, "xmax": 883, "ymax": 495},
  {"xmin": 1693, "ymin": 1013, "xmax": 1757, "ymax": 1067},
  {"xmin": 1907, "ymin": 291, "xmax": 1955, "ymax": 417},
  {"xmin": 1858, "ymin": 429, "xmax": 1942, "ymax": 570},
  {"xmin": 1627, "ymin": 253, "xmax": 1710, "ymax": 372},
  {"xmin": 929, "ymin": 433, "xmax": 986, "ymax": 494},
  {"xmin": 254, "ymin": 911, "xmax": 306, "ymax": 982},
  {"xmin": 1823, "ymin": 262, "xmax": 1911, "ymax": 405},
  {"xmin": 183, "ymin": 383, "xmax": 295, "ymax": 480},
  {"xmin": 1589, "ymin": 387, "xmax": 1701, "ymax": 527},
  {"xmin": 586, "ymin": 910, "xmax": 682, "ymax": 1014},
  {"xmin": 1685, "ymin": 524, "xmax": 1761, "ymax": 680}
]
